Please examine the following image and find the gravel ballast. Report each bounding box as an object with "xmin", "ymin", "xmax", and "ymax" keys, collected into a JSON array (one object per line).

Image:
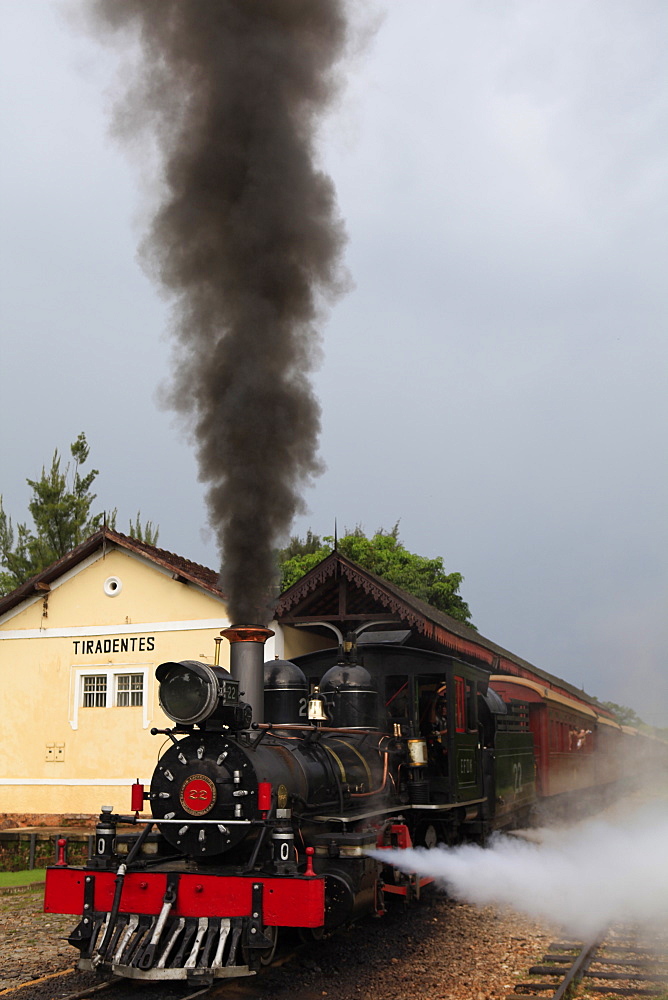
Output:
[{"xmin": 0, "ymin": 882, "xmax": 554, "ymax": 1000}]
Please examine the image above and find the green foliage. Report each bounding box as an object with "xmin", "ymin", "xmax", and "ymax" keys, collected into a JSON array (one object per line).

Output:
[
  {"xmin": 25, "ymin": 432, "xmax": 102, "ymax": 564},
  {"xmin": 0, "ymin": 434, "xmax": 159, "ymax": 595},
  {"xmin": 279, "ymin": 529, "xmax": 324, "ymax": 561},
  {"xmin": 601, "ymin": 701, "xmax": 645, "ymax": 728},
  {"xmin": 279, "ymin": 523, "xmax": 474, "ymax": 626},
  {"xmin": 128, "ymin": 511, "xmax": 160, "ymax": 546},
  {"xmin": 0, "ymin": 838, "xmax": 88, "ymax": 873},
  {"xmin": 601, "ymin": 701, "xmax": 668, "ymax": 740}
]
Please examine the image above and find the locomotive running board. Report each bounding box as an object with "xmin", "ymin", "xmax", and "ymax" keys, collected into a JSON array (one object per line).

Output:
[
  {"xmin": 312, "ymin": 797, "xmax": 487, "ymax": 823},
  {"xmin": 407, "ymin": 797, "xmax": 487, "ymax": 810}
]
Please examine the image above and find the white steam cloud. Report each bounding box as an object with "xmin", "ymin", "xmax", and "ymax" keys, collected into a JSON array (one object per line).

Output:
[{"xmin": 372, "ymin": 801, "xmax": 668, "ymax": 938}]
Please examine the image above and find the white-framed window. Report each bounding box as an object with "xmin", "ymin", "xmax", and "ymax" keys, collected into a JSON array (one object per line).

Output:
[
  {"xmin": 82, "ymin": 674, "xmax": 108, "ymax": 707},
  {"xmin": 116, "ymin": 672, "xmax": 144, "ymax": 707},
  {"xmin": 70, "ymin": 665, "xmax": 151, "ymax": 730},
  {"xmin": 81, "ymin": 671, "xmax": 144, "ymax": 708}
]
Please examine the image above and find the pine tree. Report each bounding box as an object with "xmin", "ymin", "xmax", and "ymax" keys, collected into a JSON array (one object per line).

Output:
[{"xmin": 0, "ymin": 434, "xmax": 159, "ymax": 595}]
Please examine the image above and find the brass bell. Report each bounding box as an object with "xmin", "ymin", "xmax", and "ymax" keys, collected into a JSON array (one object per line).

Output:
[{"xmin": 307, "ymin": 686, "xmax": 328, "ymax": 722}]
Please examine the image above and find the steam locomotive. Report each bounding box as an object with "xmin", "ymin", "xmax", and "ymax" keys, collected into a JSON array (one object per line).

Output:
[{"xmin": 44, "ymin": 624, "xmax": 637, "ymax": 983}]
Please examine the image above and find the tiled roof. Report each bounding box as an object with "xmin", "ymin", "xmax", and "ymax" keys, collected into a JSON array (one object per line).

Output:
[
  {"xmin": 276, "ymin": 551, "xmax": 606, "ymax": 711},
  {"xmin": 108, "ymin": 530, "xmax": 223, "ymax": 593},
  {"xmin": 0, "ymin": 528, "xmax": 225, "ymax": 618}
]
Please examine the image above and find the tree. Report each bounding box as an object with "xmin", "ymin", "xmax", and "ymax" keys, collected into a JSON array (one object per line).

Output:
[
  {"xmin": 278, "ymin": 523, "xmax": 474, "ymax": 626},
  {"xmin": 600, "ymin": 701, "xmax": 645, "ymax": 728},
  {"xmin": 0, "ymin": 434, "xmax": 158, "ymax": 595},
  {"xmin": 128, "ymin": 511, "xmax": 160, "ymax": 546},
  {"xmin": 601, "ymin": 701, "xmax": 644, "ymax": 729},
  {"xmin": 600, "ymin": 701, "xmax": 668, "ymax": 740}
]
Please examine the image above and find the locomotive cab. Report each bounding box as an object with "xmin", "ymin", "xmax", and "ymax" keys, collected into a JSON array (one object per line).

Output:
[{"xmin": 293, "ymin": 639, "xmax": 490, "ymax": 836}]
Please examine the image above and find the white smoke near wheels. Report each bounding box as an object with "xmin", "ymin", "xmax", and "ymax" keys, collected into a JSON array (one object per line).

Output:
[{"xmin": 372, "ymin": 801, "xmax": 668, "ymax": 937}]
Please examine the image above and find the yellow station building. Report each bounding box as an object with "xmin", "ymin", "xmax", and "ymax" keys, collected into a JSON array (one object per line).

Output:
[
  {"xmin": 0, "ymin": 529, "xmax": 319, "ymax": 822},
  {"xmin": 2, "ymin": 530, "xmax": 611, "ymax": 825}
]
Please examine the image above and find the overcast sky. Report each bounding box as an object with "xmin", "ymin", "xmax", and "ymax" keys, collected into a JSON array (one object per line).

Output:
[{"xmin": 1, "ymin": 1, "xmax": 666, "ymax": 725}]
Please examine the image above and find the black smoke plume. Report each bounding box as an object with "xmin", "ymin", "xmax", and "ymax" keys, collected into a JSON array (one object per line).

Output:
[{"xmin": 89, "ymin": 1, "xmax": 349, "ymax": 623}]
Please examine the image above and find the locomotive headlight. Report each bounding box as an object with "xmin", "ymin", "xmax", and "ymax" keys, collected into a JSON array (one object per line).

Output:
[{"xmin": 156, "ymin": 659, "xmax": 234, "ymax": 726}]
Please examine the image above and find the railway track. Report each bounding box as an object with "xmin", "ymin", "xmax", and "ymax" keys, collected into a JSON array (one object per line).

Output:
[
  {"xmin": 0, "ymin": 972, "xmax": 265, "ymax": 1000},
  {"xmin": 507, "ymin": 924, "xmax": 668, "ymax": 998},
  {"xmin": 0, "ymin": 977, "xmax": 216, "ymax": 1000},
  {"xmin": 0, "ymin": 928, "xmax": 308, "ymax": 1000},
  {"xmin": 58, "ymin": 981, "xmax": 216, "ymax": 1000}
]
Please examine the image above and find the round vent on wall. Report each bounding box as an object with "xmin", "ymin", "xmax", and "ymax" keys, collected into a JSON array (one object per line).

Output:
[{"xmin": 103, "ymin": 576, "xmax": 123, "ymax": 597}]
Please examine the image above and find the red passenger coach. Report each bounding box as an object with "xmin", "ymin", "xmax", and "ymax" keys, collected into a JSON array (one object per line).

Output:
[{"xmin": 489, "ymin": 676, "xmax": 625, "ymax": 806}]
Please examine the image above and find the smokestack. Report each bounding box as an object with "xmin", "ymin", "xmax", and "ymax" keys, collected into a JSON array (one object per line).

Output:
[{"xmin": 221, "ymin": 625, "xmax": 274, "ymax": 725}]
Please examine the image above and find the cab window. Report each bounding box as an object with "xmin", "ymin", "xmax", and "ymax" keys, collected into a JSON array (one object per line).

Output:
[{"xmin": 385, "ymin": 675, "xmax": 410, "ymax": 724}]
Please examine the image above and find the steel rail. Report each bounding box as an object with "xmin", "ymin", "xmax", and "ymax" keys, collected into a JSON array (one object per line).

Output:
[
  {"xmin": 509, "ymin": 924, "xmax": 668, "ymax": 998},
  {"xmin": 506, "ymin": 935, "xmax": 603, "ymax": 999},
  {"xmin": 45, "ymin": 977, "xmax": 213, "ymax": 1000},
  {"xmin": 552, "ymin": 937, "xmax": 602, "ymax": 1000}
]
